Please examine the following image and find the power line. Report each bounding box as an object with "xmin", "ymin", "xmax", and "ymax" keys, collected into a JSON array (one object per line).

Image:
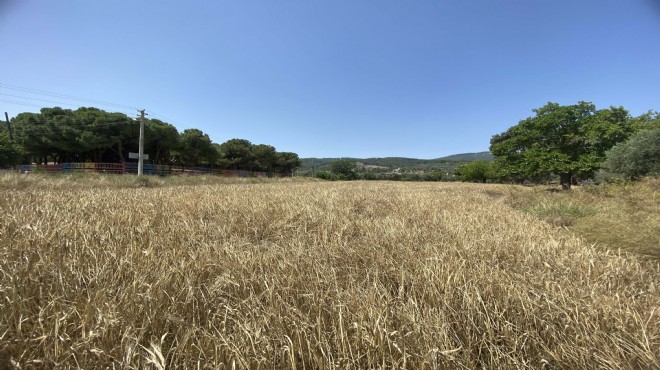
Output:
[
  {"xmin": 0, "ymin": 82, "xmax": 140, "ymax": 111},
  {"xmin": 0, "ymin": 92, "xmax": 134, "ymax": 116},
  {"xmin": 1, "ymin": 83, "xmax": 193, "ymax": 134},
  {"xmin": 0, "ymin": 98, "xmax": 44, "ymax": 109},
  {"xmin": 146, "ymin": 110, "xmax": 195, "ymax": 131}
]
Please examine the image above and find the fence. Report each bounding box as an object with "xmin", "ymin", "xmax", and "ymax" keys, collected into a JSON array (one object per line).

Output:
[{"xmin": 18, "ymin": 162, "xmax": 292, "ymax": 178}]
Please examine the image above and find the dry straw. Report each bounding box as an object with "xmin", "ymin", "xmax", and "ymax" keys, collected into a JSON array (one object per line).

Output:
[{"xmin": 0, "ymin": 176, "xmax": 657, "ymax": 368}]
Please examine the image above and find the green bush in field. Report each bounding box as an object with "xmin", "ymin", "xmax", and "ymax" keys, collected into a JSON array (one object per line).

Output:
[
  {"xmin": 598, "ymin": 127, "xmax": 660, "ymax": 182},
  {"xmin": 330, "ymin": 159, "xmax": 358, "ymax": 180},
  {"xmin": 315, "ymin": 171, "xmax": 340, "ymax": 181},
  {"xmin": 457, "ymin": 160, "xmax": 494, "ymax": 183}
]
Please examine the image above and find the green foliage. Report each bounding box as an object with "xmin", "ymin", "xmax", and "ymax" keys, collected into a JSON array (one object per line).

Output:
[
  {"xmin": 315, "ymin": 171, "xmax": 340, "ymax": 181},
  {"xmin": 330, "ymin": 159, "xmax": 358, "ymax": 179},
  {"xmin": 8, "ymin": 107, "xmax": 301, "ymax": 172},
  {"xmin": 252, "ymin": 144, "xmax": 277, "ymax": 172},
  {"xmin": 274, "ymin": 152, "xmax": 301, "ymax": 174},
  {"xmin": 175, "ymin": 129, "xmax": 218, "ymax": 166},
  {"xmin": 145, "ymin": 119, "xmax": 180, "ymax": 164},
  {"xmin": 216, "ymin": 139, "xmax": 301, "ymax": 173},
  {"xmin": 490, "ymin": 102, "xmax": 633, "ymax": 189},
  {"xmin": 218, "ymin": 138, "xmax": 254, "ymax": 170},
  {"xmin": 597, "ymin": 127, "xmax": 660, "ymax": 182},
  {"xmin": 299, "ymin": 152, "xmax": 492, "ymax": 176},
  {"xmin": 0, "ymin": 131, "xmax": 21, "ymax": 166},
  {"xmin": 13, "ymin": 107, "xmax": 140, "ymax": 163},
  {"xmin": 457, "ymin": 160, "xmax": 493, "ymax": 183}
]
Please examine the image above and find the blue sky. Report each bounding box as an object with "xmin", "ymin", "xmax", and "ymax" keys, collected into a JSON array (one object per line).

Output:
[{"xmin": 1, "ymin": 0, "xmax": 659, "ymax": 158}]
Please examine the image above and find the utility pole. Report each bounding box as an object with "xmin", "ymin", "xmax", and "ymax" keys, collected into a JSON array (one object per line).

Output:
[
  {"xmin": 4, "ymin": 112, "xmax": 13, "ymax": 141},
  {"xmin": 138, "ymin": 109, "xmax": 146, "ymax": 176}
]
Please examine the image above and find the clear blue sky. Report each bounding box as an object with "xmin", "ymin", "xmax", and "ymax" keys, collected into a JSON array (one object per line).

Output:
[{"xmin": 1, "ymin": 0, "xmax": 659, "ymax": 158}]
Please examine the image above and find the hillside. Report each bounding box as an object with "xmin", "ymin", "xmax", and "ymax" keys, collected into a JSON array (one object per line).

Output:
[{"xmin": 299, "ymin": 151, "xmax": 493, "ymax": 175}]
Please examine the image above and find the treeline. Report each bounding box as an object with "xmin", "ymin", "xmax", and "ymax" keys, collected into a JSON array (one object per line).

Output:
[
  {"xmin": 457, "ymin": 102, "xmax": 660, "ymax": 188},
  {"xmin": 315, "ymin": 159, "xmax": 446, "ymax": 181},
  {"xmin": 312, "ymin": 102, "xmax": 659, "ymax": 187},
  {"xmin": 299, "ymin": 152, "xmax": 493, "ymax": 174},
  {"xmin": 0, "ymin": 107, "xmax": 301, "ymax": 173}
]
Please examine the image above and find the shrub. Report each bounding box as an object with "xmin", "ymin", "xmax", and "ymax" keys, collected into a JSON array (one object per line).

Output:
[
  {"xmin": 315, "ymin": 171, "xmax": 340, "ymax": 181},
  {"xmin": 330, "ymin": 159, "xmax": 358, "ymax": 180},
  {"xmin": 457, "ymin": 160, "xmax": 494, "ymax": 183},
  {"xmin": 598, "ymin": 127, "xmax": 660, "ymax": 182}
]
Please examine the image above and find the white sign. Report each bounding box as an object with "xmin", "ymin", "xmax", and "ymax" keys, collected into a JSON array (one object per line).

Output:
[{"xmin": 128, "ymin": 152, "xmax": 149, "ymax": 160}]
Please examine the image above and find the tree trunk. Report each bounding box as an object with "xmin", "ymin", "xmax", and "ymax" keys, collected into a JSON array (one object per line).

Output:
[
  {"xmin": 154, "ymin": 147, "xmax": 162, "ymax": 166},
  {"xmin": 560, "ymin": 173, "xmax": 572, "ymax": 190}
]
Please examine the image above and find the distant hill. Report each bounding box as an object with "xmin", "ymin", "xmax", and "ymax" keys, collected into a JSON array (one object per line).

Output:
[
  {"xmin": 437, "ymin": 152, "xmax": 494, "ymax": 161},
  {"xmin": 299, "ymin": 151, "xmax": 493, "ymax": 176}
]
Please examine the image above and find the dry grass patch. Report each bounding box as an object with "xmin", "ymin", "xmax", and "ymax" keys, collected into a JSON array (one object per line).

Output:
[
  {"xmin": 0, "ymin": 178, "xmax": 658, "ymax": 368},
  {"xmin": 505, "ymin": 178, "xmax": 660, "ymax": 258}
]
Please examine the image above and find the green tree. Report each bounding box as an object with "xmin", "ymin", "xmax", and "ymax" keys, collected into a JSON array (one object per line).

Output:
[
  {"xmin": 330, "ymin": 159, "xmax": 357, "ymax": 179},
  {"xmin": 145, "ymin": 119, "xmax": 180, "ymax": 164},
  {"xmin": 490, "ymin": 102, "xmax": 633, "ymax": 189},
  {"xmin": 252, "ymin": 144, "xmax": 277, "ymax": 172},
  {"xmin": 598, "ymin": 127, "xmax": 660, "ymax": 182},
  {"xmin": 176, "ymin": 129, "xmax": 217, "ymax": 166},
  {"xmin": 12, "ymin": 112, "xmax": 51, "ymax": 163},
  {"xmin": 274, "ymin": 152, "xmax": 301, "ymax": 174},
  {"xmin": 457, "ymin": 160, "xmax": 493, "ymax": 183},
  {"xmin": 218, "ymin": 139, "xmax": 254, "ymax": 170},
  {"xmin": 13, "ymin": 107, "xmax": 137, "ymax": 163},
  {"xmin": 74, "ymin": 108, "xmax": 134, "ymax": 163},
  {"xmin": 0, "ymin": 131, "xmax": 21, "ymax": 166}
]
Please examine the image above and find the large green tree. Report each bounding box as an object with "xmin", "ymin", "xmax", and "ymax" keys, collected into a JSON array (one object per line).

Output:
[
  {"xmin": 274, "ymin": 152, "xmax": 301, "ymax": 174},
  {"xmin": 0, "ymin": 131, "xmax": 21, "ymax": 166},
  {"xmin": 330, "ymin": 159, "xmax": 358, "ymax": 179},
  {"xmin": 9, "ymin": 106, "xmax": 301, "ymax": 173},
  {"xmin": 218, "ymin": 138, "xmax": 254, "ymax": 170},
  {"xmin": 13, "ymin": 107, "xmax": 136, "ymax": 163},
  {"xmin": 175, "ymin": 129, "xmax": 217, "ymax": 166},
  {"xmin": 490, "ymin": 102, "xmax": 633, "ymax": 189},
  {"xmin": 145, "ymin": 119, "xmax": 180, "ymax": 164},
  {"xmin": 251, "ymin": 144, "xmax": 277, "ymax": 172}
]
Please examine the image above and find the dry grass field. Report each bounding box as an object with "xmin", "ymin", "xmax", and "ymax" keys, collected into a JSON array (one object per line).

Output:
[
  {"xmin": 0, "ymin": 174, "xmax": 658, "ymax": 369},
  {"xmin": 504, "ymin": 178, "xmax": 660, "ymax": 259}
]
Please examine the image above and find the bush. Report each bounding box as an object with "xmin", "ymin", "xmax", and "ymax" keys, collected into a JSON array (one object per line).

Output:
[
  {"xmin": 457, "ymin": 160, "xmax": 494, "ymax": 183},
  {"xmin": 361, "ymin": 172, "xmax": 378, "ymax": 180},
  {"xmin": 330, "ymin": 159, "xmax": 358, "ymax": 180},
  {"xmin": 598, "ymin": 127, "xmax": 660, "ymax": 182},
  {"xmin": 316, "ymin": 171, "xmax": 340, "ymax": 181}
]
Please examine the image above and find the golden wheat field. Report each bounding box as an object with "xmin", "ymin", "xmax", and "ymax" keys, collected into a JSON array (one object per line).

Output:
[{"xmin": 0, "ymin": 175, "xmax": 658, "ymax": 369}]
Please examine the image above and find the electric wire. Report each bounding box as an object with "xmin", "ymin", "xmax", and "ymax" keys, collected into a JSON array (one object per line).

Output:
[
  {"xmin": 0, "ymin": 99, "xmax": 44, "ymax": 109},
  {"xmin": 0, "ymin": 82, "xmax": 140, "ymax": 111},
  {"xmin": 146, "ymin": 110, "xmax": 195, "ymax": 131},
  {"xmin": 0, "ymin": 92, "xmax": 135, "ymax": 116},
  {"xmin": 2, "ymin": 83, "xmax": 191, "ymax": 136}
]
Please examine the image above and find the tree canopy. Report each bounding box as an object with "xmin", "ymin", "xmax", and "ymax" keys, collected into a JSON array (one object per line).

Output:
[
  {"xmin": 490, "ymin": 102, "xmax": 634, "ymax": 189},
  {"xmin": 6, "ymin": 106, "xmax": 300, "ymax": 173},
  {"xmin": 457, "ymin": 160, "xmax": 493, "ymax": 183},
  {"xmin": 598, "ymin": 127, "xmax": 660, "ymax": 182},
  {"xmin": 330, "ymin": 159, "xmax": 358, "ymax": 179}
]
